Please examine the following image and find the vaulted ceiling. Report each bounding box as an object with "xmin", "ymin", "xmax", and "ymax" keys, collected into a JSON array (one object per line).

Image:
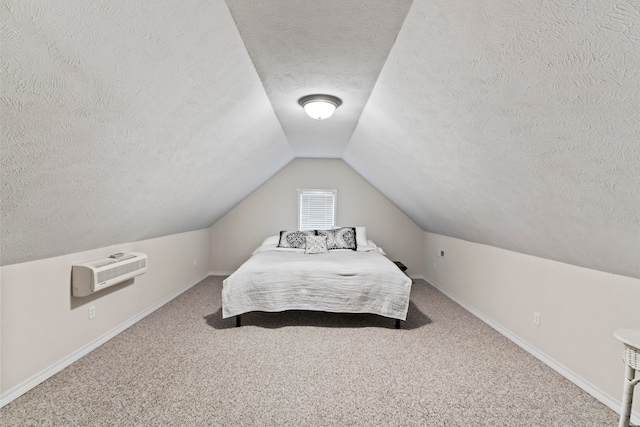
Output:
[{"xmin": 2, "ymin": 0, "xmax": 639, "ymax": 279}]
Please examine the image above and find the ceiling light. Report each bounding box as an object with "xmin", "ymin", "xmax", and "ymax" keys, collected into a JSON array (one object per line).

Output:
[{"xmin": 298, "ymin": 94, "xmax": 342, "ymax": 120}]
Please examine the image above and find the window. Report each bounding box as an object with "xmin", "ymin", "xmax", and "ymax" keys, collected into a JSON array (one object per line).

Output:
[{"xmin": 298, "ymin": 189, "xmax": 337, "ymax": 231}]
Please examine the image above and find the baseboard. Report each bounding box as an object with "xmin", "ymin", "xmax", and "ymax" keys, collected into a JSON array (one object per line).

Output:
[
  {"xmin": 0, "ymin": 272, "xmax": 208, "ymax": 408},
  {"xmin": 209, "ymin": 270, "xmax": 234, "ymax": 276},
  {"xmin": 425, "ymin": 278, "xmax": 640, "ymax": 425},
  {"xmin": 409, "ymin": 274, "xmax": 426, "ymax": 281}
]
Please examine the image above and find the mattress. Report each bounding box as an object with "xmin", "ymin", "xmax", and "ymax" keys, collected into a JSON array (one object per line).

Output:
[{"xmin": 222, "ymin": 248, "xmax": 412, "ymax": 320}]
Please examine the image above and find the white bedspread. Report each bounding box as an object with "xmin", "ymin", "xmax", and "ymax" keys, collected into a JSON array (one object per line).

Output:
[{"xmin": 222, "ymin": 250, "xmax": 412, "ymax": 320}]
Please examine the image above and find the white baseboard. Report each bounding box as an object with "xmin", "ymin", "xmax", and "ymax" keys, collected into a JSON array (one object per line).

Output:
[
  {"xmin": 425, "ymin": 278, "xmax": 639, "ymax": 425},
  {"xmin": 209, "ymin": 270, "xmax": 233, "ymax": 276},
  {"xmin": 409, "ymin": 274, "xmax": 426, "ymax": 281},
  {"xmin": 0, "ymin": 272, "xmax": 209, "ymax": 408}
]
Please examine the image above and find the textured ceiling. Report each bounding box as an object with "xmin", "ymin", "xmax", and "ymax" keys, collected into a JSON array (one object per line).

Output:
[
  {"xmin": 2, "ymin": 0, "xmax": 640, "ymax": 280},
  {"xmin": 344, "ymin": 0, "xmax": 640, "ymax": 278},
  {"xmin": 225, "ymin": 0, "xmax": 413, "ymax": 157},
  {"xmin": 1, "ymin": 0, "xmax": 293, "ymax": 264}
]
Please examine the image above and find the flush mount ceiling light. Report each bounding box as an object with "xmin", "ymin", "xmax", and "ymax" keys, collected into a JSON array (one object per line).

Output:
[{"xmin": 298, "ymin": 94, "xmax": 342, "ymax": 120}]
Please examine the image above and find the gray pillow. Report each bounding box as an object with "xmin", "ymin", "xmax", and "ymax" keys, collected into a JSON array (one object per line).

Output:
[
  {"xmin": 305, "ymin": 235, "xmax": 328, "ymax": 254},
  {"xmin": 316, "ymin": 227, "xmax": 357, "ymax": 251},
  {"xmin": 277, "ymin": 230, "xmax": 316, "ymax": 249}
]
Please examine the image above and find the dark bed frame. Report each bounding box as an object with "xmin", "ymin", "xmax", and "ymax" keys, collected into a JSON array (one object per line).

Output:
[{"xmin": 235, "ymin": 314, "xmax": 402, "ymax": 329}]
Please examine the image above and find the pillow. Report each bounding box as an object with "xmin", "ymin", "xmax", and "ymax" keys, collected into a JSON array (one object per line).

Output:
[
  {"xmin": 316, "ymin": 227, "xmax": 357, "ymax": 251},
  {"xmin": 305, "ymin": 235, "xmax": 328, "ymax": 254},
  {"xmin": 354, "ymin": 226, "xmax": 368, "ymax": 251},
  {"xmin": 367, "ymin": 240, "xmax": 386, "ymax": 256},
  {"xmin": 277, "ymin": 230, "xmax": 315, "ymax": 249},
  {"xmin": 261, "ymin": 235, "xmax": 280, "ymax": 246},
  {"xmin": 355, "ymin": 243, "xmax": 376, "ymax": 252},
  {"xmin": 252, "ymin": 245, "xmax": 305, "ymax": 256},
  {"xmin": 334, "ymin": 226, "xmax": 368, "ymax": 251}
]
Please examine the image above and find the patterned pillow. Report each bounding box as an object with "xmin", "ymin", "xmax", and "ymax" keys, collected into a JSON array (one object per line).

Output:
[
  {"xmin": 316, "ymin": 227, "xmax": 357, "ymax": 251},
  {"xmin": 305, "ymin": 235, "xmax": 328, "ymax": 254},
  {"xmin": 277, "ymin": 230, "xmax": 315, "ymax": 249}
]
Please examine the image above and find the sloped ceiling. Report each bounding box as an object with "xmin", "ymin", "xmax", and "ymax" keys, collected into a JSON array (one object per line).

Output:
[
  {"xmin": 2, "ymin": 0, "xmax": 639, "ymax": 279},
  {"xmin": 344, "ymin": 0, "xmax": 640, "ymax": 279},
  {"xmin": 224, "ymin": 0, "xmax": 413, "ymax": 157},
  {"xmin": 1, "ymin": 0, "xmax": 294, "ymax": 264}
]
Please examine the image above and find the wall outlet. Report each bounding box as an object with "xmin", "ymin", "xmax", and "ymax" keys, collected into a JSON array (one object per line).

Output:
[
  {"xmin": 533, "ymin": 311, "xmax": 540, "ymax": 326},
  {"xmin": 438, "ymin": 250, "xmax": 445, "ymax": 258},
  {"xmin": 89, "ymin": 305, "xmax": 96, "ymax": 320}
]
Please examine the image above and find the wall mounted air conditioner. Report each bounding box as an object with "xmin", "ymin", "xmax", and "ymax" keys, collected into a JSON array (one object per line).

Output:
[{"xmin": 72, "ymin": 252, "xmax": 148, "ymax": 297}]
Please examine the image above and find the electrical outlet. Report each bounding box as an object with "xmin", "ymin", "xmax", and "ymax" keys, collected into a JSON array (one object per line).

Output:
[
  {"xmin": 89, "ymin": 306, "xmax": 96, "ymax": 320},
  {"xmin": 439, "ymin": 250, "xmax": 445, "ymax": 258},
  {"xmin": 533, "ymin": 311, "xmax": 540, "ymax": 326}
]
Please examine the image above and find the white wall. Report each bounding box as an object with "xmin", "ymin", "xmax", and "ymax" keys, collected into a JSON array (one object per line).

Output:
[
  {"xmin": 1, "ymin": 228, "xmax": 211, "ymax": 401},
  {"xmin": 210, "ymin": 158, "xmax": 426, "ymax": 275},
  {"xmin": 424, "ymin": 231, "xmax": 640, "ymax": 420}
]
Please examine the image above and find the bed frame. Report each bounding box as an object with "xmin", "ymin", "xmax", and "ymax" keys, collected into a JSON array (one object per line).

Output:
[{"xmin": 234, "ymin": 314, "xmax": 402, "ymax": 329}]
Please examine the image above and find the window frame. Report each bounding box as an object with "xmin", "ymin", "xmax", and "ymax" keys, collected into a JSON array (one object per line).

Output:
[{"xmin": 297, "ymin": 189, "xmax": 337, "ymax": 231}]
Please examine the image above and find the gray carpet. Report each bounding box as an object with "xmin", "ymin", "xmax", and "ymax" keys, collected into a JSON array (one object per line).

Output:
[{"xmin": 1, "ymin": 277, "xmax": 618, "ymax": 426}]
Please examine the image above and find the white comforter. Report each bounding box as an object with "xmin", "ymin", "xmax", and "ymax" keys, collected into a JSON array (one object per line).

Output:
[{"xmin": 222, "ymin": 249, "xmax": 412, "ymax": 320}]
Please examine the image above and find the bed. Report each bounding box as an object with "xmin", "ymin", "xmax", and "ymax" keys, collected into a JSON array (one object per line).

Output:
[{"xmin": 222, "ymin": 227, "xmax": 412, "ymax": 328}]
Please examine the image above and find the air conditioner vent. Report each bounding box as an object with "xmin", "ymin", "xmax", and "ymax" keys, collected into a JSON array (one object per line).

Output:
[
  {"xmin": 91, "ymin": 259, "xmax": 118, "ymax": 269},
  {"xmin": 96, "ymin": 259, "xmax": 146, "ymax": 283},
  {"xmin": 72, "ymin": 252, "xmax": 148, "ymax": 297}
]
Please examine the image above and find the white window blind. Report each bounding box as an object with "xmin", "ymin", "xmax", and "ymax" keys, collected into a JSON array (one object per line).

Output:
[{"xmin": 298, "ymin": 189, "xmax": 337, "ymax": 231}]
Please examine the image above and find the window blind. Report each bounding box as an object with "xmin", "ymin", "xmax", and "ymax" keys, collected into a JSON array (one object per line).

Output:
[{"xmin": 298, "ymin": 189, "xmax": 336, "ymax": 231}]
